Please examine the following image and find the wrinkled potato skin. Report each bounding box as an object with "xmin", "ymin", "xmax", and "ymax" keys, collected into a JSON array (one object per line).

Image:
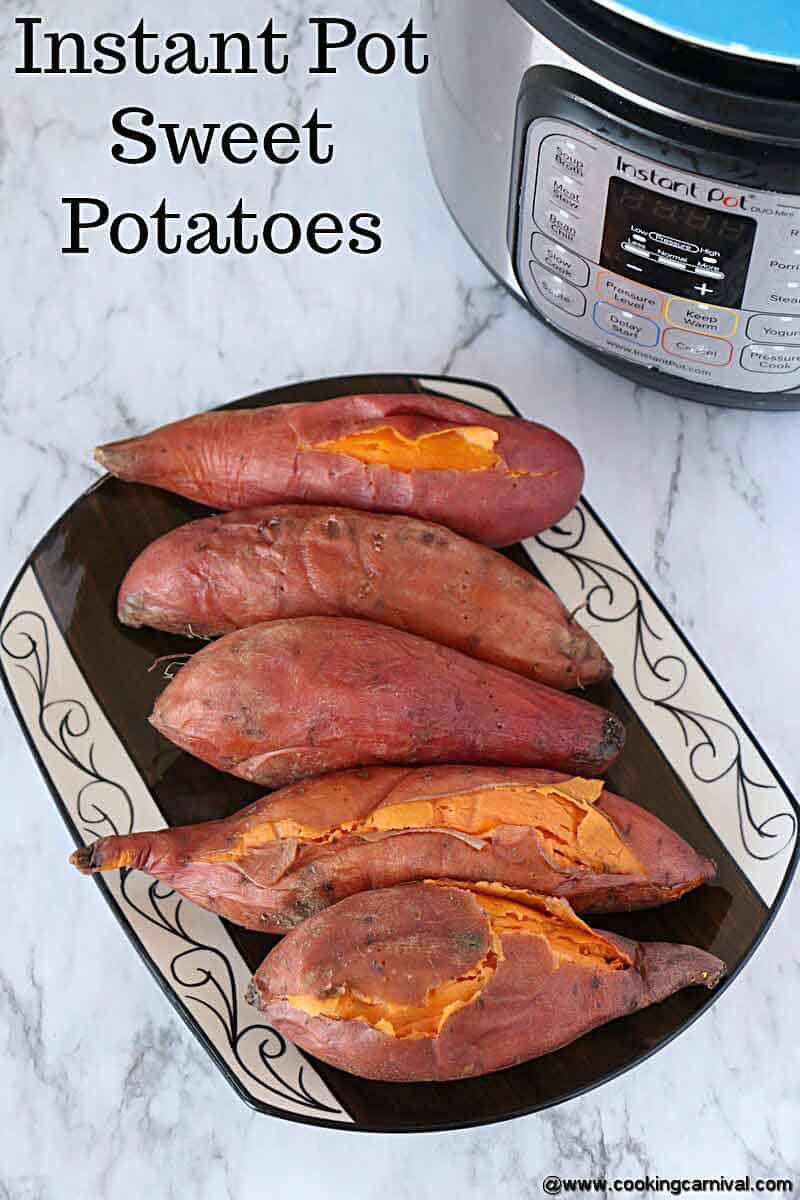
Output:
[
  {"xmin": 149, "ymin": 618, "xmax": 625, "ymax": 787},
  {"xmin": 118, "ymin": 506, "xmax": 610, "ymax": 691},
  {"xmin": 94, "ymin": 393, "xmax": 585, "ymax": 547},
  {"xmin": 248, "ymin": 882, "xmax": 726, "ymax": 1082},
  {"xmin": 71, "ymin": 766, "xmax": 716, "ymax": 931}
]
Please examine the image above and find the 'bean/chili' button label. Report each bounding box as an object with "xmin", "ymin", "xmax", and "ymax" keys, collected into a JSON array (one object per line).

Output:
[{"xmin": 597, "ymin": 272, "xmax": 663, "ymax": 319}]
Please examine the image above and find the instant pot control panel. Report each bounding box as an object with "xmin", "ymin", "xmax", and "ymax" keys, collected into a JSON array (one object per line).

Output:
[{"xmin": 515, "ymin": 119, "xmax": 800, "ymax": 395}]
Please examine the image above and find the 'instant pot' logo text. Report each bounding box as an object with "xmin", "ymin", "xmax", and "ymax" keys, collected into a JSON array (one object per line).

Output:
[{"xmin": 616, "ymin": 157, "xmax": 747, "ymax": 209}]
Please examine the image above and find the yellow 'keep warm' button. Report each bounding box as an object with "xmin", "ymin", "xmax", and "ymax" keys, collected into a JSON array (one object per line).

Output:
[{"xmin": 665, "ymin": 298, "xmax": 739, "ymax": 338}]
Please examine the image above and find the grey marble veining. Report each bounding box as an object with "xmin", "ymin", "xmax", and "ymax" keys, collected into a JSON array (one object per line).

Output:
[{"xmin": 1, "ymin": 1, "xmax": 799, "ymax": 1194}]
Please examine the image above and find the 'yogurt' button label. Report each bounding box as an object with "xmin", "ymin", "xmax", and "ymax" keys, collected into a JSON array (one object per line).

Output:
[
  {"xmin": 747, "ymin": 314, "xmax": 800, "ymax": 344},
  {"xmin": 597, "ymin": 272, "xmax": 663, "ymax": 319},
  {"xmin": 593, "ymin": 301, "xmax": 659, "ymax": 347},
  {"xmin": 741, "ymin": 344, "xmax": 800, "ymax": 374}
]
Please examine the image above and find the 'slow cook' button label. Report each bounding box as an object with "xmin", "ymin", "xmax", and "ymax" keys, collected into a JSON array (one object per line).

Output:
[
  {"xmin": 741, "ymin": 344, "xmax": 800, "ymax": 374},
  {"xmin": 597, "ymin": 272, "xmax": 663, "ymax": 319},
  {"xmin": 531, "ymin": 234, "xmax": 590, "ymax": 287},
  {"xmin": 593, "ymin": 301, "xmax": 659, "ymax": 347}
]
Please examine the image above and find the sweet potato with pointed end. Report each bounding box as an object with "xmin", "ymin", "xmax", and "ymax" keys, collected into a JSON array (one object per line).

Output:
[
  {"xmin": 245, "ymin": 880, "xmax": 725, "ymax": 1082},
  {"xmin": 94, "ymin": 393, "xmax": 584, "ymax": 546},
  {"xmin": 118, "ymin": 505, "xmax": 610, "ymax": 690},
  {"xmin": 149, "ymin": 618, "xmax": 625, "ymax": 787},
  {"xmin": 69, "ymin": 767, "xmax": 716, "ymax": 932}
]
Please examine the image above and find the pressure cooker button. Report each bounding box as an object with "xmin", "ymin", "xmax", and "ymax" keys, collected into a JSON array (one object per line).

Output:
[
  {"xmin": 741, "ymin": 345, "xmax": 800, "ymax": 375},
  {"xmin": 530, "ymin": 235, "xmax": 589, "ymax": 288},
  {"xmin": 597, "ymin": 272, "xmax": 663, "ymax": 319},
  {"xmin": 530, "ymin": 264, "xmax": 587, "ymax": 318},
  {"xmin": 768, "ymin": 246, "xmax": 800, "ymax": 274},
  {"xmin": 593, "ymin": 302, "xmax": 659, "ymax": 347},
  {"xmin": 549, "ymin": 139, "xmax": 588, "ymax": 181},
  {"xmin": 665, "ymin": 299, "xmax": 738, "ymax": 338},
  {"xmin": 542, "ymin": 207, "xmax": 579, "ymax": 246},
  {"xmin": 746, "ymin": 314, "xmax": 800, "ymax": 345},
  {"xmin": 762, "ymin": 281, "xmax": 800, "ymax": 310},
  {"xmin": 661, "ymin": 328, "xmax": 733, "ymax": 367},
  {"xmin": 548, "ymin": 173, "xmax": 583, "ymax": 213}
]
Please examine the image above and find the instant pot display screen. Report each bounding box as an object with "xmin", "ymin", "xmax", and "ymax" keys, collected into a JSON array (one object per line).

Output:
[{"xmin": 600, "ymin": 178, "xmax": 757, "ymax": 307}]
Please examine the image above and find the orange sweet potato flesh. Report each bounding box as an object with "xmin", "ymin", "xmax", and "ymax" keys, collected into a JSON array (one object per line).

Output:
[
  {"xmin": 246, "ymin": 880, "xmax": 726, "ymax": 1081},
  {"xmin": 117, "ymin": 505, "xmax": 611, "ymax": 690},
  {"xmin": 149, "ymin": 618, "xmax": 625, "ymax": 787},
  {"xmin": 69, "ymin": 766, "xmax": 716, "ymax": 931},
  {"xmin": 93, "ymin": 393, "xmax": 585, "ymax": 547}
]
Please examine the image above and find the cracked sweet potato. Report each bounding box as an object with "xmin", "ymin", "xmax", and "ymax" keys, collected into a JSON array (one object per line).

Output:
[
  {"xmin": 70, "ymin": 767, "xmax": 716, "ymax": 931},
  {"xmin": 94, "ymin": 393, "xmax": 584, "ymax": 546},
  {"xmin": 149, "ymin": 617, "xmax": 625, "ymax": 787},
  {"xmin": 118, "ymin": 505, "xmax": 610, "ymax": 690},
  {"xmin": 246, "ymin": 880, "xmax": 726, "ymax": 1082}
]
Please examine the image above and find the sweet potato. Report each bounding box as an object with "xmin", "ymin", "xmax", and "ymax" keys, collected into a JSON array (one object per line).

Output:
[
  {"xmin": 149, "ymin": 618, "xmax": 625, "ymax": 786},
  {"xmin": 94, "ymin": 393, "xmax": 584, "ymax": 546},
  {"xmin": 246, "ymin": 880, "xmax": 725, "ymax": 1082},
  {"xmin": 69, "ymin": 767, "xmax": 716, "ymax": 931},
  {"xmin": 118, "ymin": 505, "xmax": 610, "ymax": 690}
]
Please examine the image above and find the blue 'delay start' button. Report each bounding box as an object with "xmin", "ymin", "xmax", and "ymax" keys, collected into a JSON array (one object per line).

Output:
[{"xmin": 593, "ymin": 301, "xmax": 660, "ymax": 347}]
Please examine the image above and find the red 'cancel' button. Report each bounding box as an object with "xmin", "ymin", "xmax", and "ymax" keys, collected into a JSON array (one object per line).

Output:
[{"xmin": 661, "ymin": 327, "xmax": 733, "ymax": 367}]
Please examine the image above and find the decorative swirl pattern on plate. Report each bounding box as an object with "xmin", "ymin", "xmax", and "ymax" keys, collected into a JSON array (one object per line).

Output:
[
  {"xmin": 0, "ymin": 603, "xmax": 341, "ymax": 1117},
  {"xmin": 535, "ymin": 510, "xmax": 797, "ymax": 862},
  {"xmin": 0, "ymin": 609, "xmax": 134, "ymax": 838}
]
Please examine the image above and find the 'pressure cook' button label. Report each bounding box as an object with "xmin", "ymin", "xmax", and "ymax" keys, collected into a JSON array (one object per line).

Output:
[
  {"xmin": 747, "ymin": 314, "xmax": 800, "ymax": 344},
  {"xmin": 665, "ymin": 299, "xmax": 738, "ymax": 338},
  {"xmin": 741, "ymin": 345, "xmax": 800, "ymax": 374},
  {"xmin": 530, "ymin": 264, "xmax": 587, "ymax": 317},
  {"xmin": 593, "ymin": 301, "xmax": 659, "ymax": 347},
  {"xmin": 662, "ymin": 328, "xmax": 733, "ymax": 367},
  {"xmin": 530, "ymin": 234, "xmax": 589, "ymax": 287},
  {"xmin": 597, "ymin": 272, "xmax": 663, "ymax": 319}
]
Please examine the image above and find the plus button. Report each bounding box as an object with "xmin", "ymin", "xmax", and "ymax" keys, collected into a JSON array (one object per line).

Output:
[{"xmin": 694, "ymin": 282, "xmax": 713, "ymax": 297}]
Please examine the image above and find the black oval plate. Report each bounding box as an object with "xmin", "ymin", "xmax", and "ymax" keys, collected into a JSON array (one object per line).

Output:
[{"xmin": 1, "ymin": 374, "xmax": 797, "ymax": 1133}]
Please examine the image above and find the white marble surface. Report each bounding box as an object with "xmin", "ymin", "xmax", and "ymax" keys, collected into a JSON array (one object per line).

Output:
[{"xmin": 1, "ymin": 1, "xmax": 798, "ymax": 1194}]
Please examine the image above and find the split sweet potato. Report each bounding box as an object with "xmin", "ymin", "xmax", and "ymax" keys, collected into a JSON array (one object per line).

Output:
[
  {"xmin": 246, "ymin": 880, "xmax": 726, "ymax": 1082},
  {"xmin": 149, "ymin": 617, "xmax": 625, "ymax": 787},
  {"xmin": 69, "ymin": 766, "xmax": 716, "ymax": 931},
  {"xmin": 94, "ymin": 393, "xmax": 584, "ymax": 546},
  {"xmin": 118, "ymin": 505, "xmax": 610, "ymax": 690}
]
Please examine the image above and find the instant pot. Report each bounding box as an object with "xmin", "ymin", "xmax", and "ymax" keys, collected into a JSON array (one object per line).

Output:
[{"xmin": 420, "ymin": 0, "xmax": 800, "ymax": 410}]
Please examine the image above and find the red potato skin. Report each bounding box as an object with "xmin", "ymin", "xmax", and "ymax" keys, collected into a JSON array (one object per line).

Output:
[
  {"xmin": 246, "ymin": 882, "xmax": 726, "ymax": 1082},
  {"xmin": 149, "ymin": 618, "xmax": 625, "ymax": 787},
  {"xmin": 118, "ymin": 505, "xmax": 611, "ymax": 691},
  {"xmin": 94, "ymin": 393, "xmax": 585, "ymax": 547},
  {"xmin": 69, "ymin": 766, "xmax": 716, "ymax": 931}
]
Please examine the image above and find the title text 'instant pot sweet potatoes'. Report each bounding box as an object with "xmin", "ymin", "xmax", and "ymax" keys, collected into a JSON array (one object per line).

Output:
[
  {"xmin": 95, "ymin": 393, "xmax": 584, "ymax": 546},
  {"xmin": 150, "ymin": 618, "xmax": 625, "ymax": 787},
  {"xmin": 246, "ymin": 880, "xmax": 725, "ymax": 1082},
  {"xmin": 119, "ymin": 505, "xmax": 610, "ymax": 690},
  {"xmin": 70, "ymin": 767, "xmax": 715, "ymax": 930}
]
